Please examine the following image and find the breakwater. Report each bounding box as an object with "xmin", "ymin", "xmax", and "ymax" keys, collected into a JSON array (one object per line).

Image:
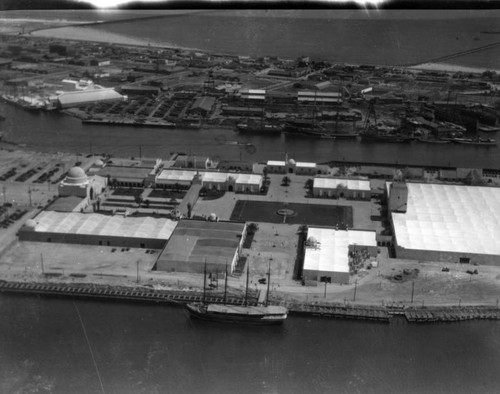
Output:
[{"xmin": 1, "ymin": 280, "xmax": 499, "ymax": 323}]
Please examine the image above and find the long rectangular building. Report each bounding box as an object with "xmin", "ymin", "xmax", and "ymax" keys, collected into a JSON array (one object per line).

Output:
[{"xmin": 391, "ymin": 183, "xmax": 500, "ymax": 265}]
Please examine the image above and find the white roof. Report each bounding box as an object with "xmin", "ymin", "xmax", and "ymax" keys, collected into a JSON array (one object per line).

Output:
[
  {"xmin": 392, "ymin": 183, "xmax": 500, "ymax": 255},
  {"xmin": 235, "ymin": 173, "xmax": 263, "ymax": 185},
  {"xmin": 201, "ymin": 172, "xmax": 227, "ymax": 183},
  {"xmin": 298, "ymin": 91, "xmax": 341, "ymax": 97},
  {"xmin": 304, "ymin": 228, "xmax": 377, "ymax": 273},
  {"xmin": 296, "ymin": 162, "xmax": 317, "ymax": 168},
  {"xmin": 157, "ymin": 169, "xmax": 196, "ymax": 183},
  {"xmin": 314, "ymin": 178, "xmax": 371, "ymax": 191},
  {"xmin": 241, "ymin": 89, "xmax": 266, "ymax": 95},
  {"xmin": 267, "ymin": 160, "xmax": 286, "ymax": 166},
  {"xmin": 57, "ymin": 88, "xmax": 123, "ymax": 105},
  {"xmin": 32, "ymin": 211, "xmax": 177, "ymax": 240}
]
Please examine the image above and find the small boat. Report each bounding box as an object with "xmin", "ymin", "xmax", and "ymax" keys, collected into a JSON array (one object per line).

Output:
[{"xmin": 186, "ymin": 261, "xmax": 288, "ymax": 325}]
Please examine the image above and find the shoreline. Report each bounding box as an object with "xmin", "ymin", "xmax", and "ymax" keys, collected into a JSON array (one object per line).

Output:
[
  {"xmin": 1, "ymin": 279, "xmax": 499, "ymax": 323},
  {"xmin": 28, "ymin": 25, "xmax": 499, "ymax": 75}
]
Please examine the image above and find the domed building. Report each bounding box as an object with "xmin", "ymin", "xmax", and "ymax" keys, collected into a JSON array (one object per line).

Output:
[{"xmin": 58, "ymin": 166, "xmax": 106, "ymax": 201}]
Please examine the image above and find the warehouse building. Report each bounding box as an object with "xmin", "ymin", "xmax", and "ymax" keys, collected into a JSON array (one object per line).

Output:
[
  {"xmin": 20, "ymin": 211, "xmax": 178, "ymax": 249},
  {"xmin": 303, "ymin": 227, "xmax": 377, "ymax": 285},
  {"xmin": 57, "ymin": 88, "xmax": 126, "ymax": 108},
  {"xmin": 155, "ymin": 220, "xmax": 247, "ymax": 274},
  {"xmin": 313, "ymin": 178, "xmax": 371, "ymax": 200},
  {"xmin": 390, "ymin": 182, "xmax": 500, "ymax": 265}
]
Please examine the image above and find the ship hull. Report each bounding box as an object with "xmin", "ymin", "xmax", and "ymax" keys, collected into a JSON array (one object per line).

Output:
[{"xmin": 186, "ymin": 303, "xmax": 287, "ymax": 325}]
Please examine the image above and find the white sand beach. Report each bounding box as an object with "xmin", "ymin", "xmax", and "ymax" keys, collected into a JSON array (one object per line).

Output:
[
  {"xmin": 31, "ymin": 26, "xmax": 174, "ymax": 49},
  {"xmin": 409, "ymin": 62, "xmax": 500, "ymax": 74}
]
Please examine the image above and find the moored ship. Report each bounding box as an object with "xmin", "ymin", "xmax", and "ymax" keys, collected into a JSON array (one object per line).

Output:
[
  {"xmin": 283, "ymin": 119, "xmax": 327, "ymax": 137},
  {"xmin": 236, "ymin": 120, "xmax": 283, "ymax": 134},
  {"xmin": 186, "ymin": 303, "xmax": 288, "ymax": 325},
  {"xmin": 186, "ymin": 261, "xmax": 288, "ymax": 325}
]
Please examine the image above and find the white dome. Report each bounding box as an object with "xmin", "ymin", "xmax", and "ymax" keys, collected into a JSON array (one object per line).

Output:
[
  {"xmin": 64, "ymin": 166, "xmax": 88, "ymax": 185},
  {"xmin": 288, "ymin": 158, "xmax": 296, "ymax": 166},
  {"xmin": 25, "ymin": 219, "xmax": 37, "ymax": 229},
  {"xmin": 208, "ymin": 213, "xmax": 217, "ymax": 221},
  {"xmin": 94, "ymin": 159, "xmax": 104, "ymax": 166}
]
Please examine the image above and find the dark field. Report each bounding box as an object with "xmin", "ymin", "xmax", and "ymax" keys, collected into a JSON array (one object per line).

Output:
[{"xmin": 230, "ymin": 200, "xmax": 353, "ymax": 227}]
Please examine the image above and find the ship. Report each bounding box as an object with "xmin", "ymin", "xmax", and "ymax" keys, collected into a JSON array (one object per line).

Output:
[
  {"xmin": 236, "ymin": 120, "xmax": 282, "ymax": 135},
  {"xmin": 453, "ymin": 137, "xmax": 497, "ymax": 146},
  {"xmin": 283, "ymin": 119, "xmax": 327, "ymax": 138},
  {"xmin": 186, "ymin": 261, "xmax": 288, "ymax": 325},
  {"xmin": 360, "ymin": 126, "xmax": 412, "ymax": 143}
]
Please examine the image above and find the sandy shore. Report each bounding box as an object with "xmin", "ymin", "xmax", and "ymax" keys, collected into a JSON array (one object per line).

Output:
[
  {"xmin": 31, "ymin": 25, "xmax": 177, "ymax": 49},
  {"xmin": 409, "ymin": 62, "xmax": 500, "ymax": 74}
]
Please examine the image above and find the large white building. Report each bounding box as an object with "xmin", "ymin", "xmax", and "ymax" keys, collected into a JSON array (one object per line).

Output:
[
  {"xmin": 390, "ymin": 182, "xmax": 500, "ymax": 265},
  {"xmin": 303, "ymin": 227, "xmax": 377, "ymax": 285}
]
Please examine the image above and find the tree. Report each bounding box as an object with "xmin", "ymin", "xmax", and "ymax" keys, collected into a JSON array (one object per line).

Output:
[
  {"xmin": 305, "ymin": 178, "xmax": 314, "ymax": 191},
  {"xmin": 282, "ymin": 176, "xmax": 291, "ymax": 186},
  {"xmin": 187, "ymin": 202, "xmax": 192, "ymax": 218}
]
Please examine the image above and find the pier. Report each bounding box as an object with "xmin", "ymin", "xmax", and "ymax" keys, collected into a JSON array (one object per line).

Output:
[{"xmin": 2, "ymin": 280, "xmax": 498, "ymax": 323}]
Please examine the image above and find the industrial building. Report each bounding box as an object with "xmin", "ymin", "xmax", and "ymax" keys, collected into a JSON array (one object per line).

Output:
[
  {"xmin": 313, "ymin": 178, "xmax": 371, "ymax": 200},
  {"xmin": 20, "ymin": 211, "xmax": 178, "ymax": 249},
  {"xmin": 57, "ymin": 88, "xmax": 126, "ymax": 109},
  {"xmin": 266, "ymin": 158, "xmax": 324, "ymax": 175},
  {"xmin": 155, "ymin": 169, "xmax": 263, "ymax": 193},
  {"xmin": 303, "ymin": 227, "xmax": 377, "ymax": 285},
  {"xmin": 155, "ymin": 220, "xmax": 247, "ymax": 274},
  {"xmin": 389, "ymin": 182, "xmax": 500, "ymax": 265}
]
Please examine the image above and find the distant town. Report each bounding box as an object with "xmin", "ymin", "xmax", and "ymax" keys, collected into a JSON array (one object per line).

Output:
[{"xmin": 1, "ymin": 30, "xmax": 500, "ymax": 323}]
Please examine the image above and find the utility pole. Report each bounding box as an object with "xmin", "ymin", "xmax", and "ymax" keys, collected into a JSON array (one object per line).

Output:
[
  {"xmin": 411, "ymin": 280, "xmax": 415, "ymax": 303},
  {"xmin": 136, "ymin": 260, "xmax": 140, "ymax": 283},
  {"xmin": 40, "ymin": 253, "xmax": 44, "ymax": 275},
  {"xmin": 352, "ymin": 279, "xmax": 358, "ymax": 302},
  {"xmin": 28, "ymin": 186, "xmax": 32, "ymax": 207},
  {"xmin": 324, "ymin": 279, "xmax": 327, "ymax": 299}
]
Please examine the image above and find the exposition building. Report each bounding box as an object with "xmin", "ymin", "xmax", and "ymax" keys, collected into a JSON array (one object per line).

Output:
[
  {"xmin": 313, "ymin": 178, "xmax": 371, "ymax": 200},
  {"xmin": 155, "ymin": 220, "xmax": 247, "ymax": 274},
  {"xmin": 389, "ymin": 182, "xmax": 500, "ymax": 265},
  {"xmin": 302, "ymin": 227, "xmax": 377, "ymax": 285},
  {"xmin": 20, "ymin": 211, "xmax": 178, "ymax": 249}
]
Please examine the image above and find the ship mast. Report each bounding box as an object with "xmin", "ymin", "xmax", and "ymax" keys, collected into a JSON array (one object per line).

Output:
[
  {"xmin": 202, "ymin": 259, "xmax": 207, "ymax": 304},
  {"xmin": 224, "ymin": 260, "xmax": 228, "ymax": 304},
  {"xmin": 244, "ymin": 262, "xmax": 250, "ymax": 305},
  {"xmin": 265, "ymin": 260, "xmax": 271, "ymax": 307}
]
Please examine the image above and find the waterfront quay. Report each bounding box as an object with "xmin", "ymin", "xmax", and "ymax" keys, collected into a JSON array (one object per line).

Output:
[{"xmin": 1, "ymin": 146, "xmax": 500, "ymax": 324}]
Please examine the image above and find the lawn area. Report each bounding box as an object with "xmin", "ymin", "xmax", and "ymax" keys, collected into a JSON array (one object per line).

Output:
[{"xmin": 230, "ymin": 200, "xmax": 353, "ymax": 227}]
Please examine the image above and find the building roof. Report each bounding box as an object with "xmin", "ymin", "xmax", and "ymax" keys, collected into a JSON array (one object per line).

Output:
[
  {"xmin": 267, "ymin": 160, "xmax": 286, "ymax": 166},
  {"xmin": 202, "ymin": 171, "xmax": 228, "ymax": 183},
  {"xmin": 156, "ymin": 169, "xmax": 196, "ymax": 183},
  {"xmin": 392, "ymin": 183, "xmax": 500, "ymax": 255},
  {"xmin": 57, "ymin": 88, "xmax": 124, "ymax": 106},
  {"xmin": 31, "ymin": 211, "xmax": 178, "ymax": 240},
  {"xmin": 235, "ymin": 173, "xmax": 262, "ymax": 185},
  {"xmin": 158, "ymin": 220, "xmax": 245, "ymax": 266},
  {"xmin": 304, "ymin": 228, "xmax": 377, "ymax": 273},
  {"xmin": 296, "ymin": 162, "xmax": 317, "ymax": 168},
  {"xmin": 314, "ymin": 178, "xmax": 371, "ymax": 191}
]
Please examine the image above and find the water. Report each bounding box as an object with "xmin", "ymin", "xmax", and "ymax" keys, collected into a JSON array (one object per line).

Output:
[
  {"xmin": 1, "ymin": 101, "xmax": 499, "ymax": 169},
  {"xmin": 1, "ymin": 294, "xmax": 499, "ymax": 394}
]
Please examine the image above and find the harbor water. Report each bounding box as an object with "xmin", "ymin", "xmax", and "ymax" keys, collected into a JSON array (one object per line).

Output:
[
  {"xmin": 1, "ymin": 101, "xmax": 500, "ymax": 169},
  {"xmin": 1, "ymin": 294, "xmax": 500, "ymax": 394}
]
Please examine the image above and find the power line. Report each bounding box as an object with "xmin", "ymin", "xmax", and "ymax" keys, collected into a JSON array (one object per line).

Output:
[{"xmin": 73, "ymin": 301, "xmax": 105, "ymax": 394}]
